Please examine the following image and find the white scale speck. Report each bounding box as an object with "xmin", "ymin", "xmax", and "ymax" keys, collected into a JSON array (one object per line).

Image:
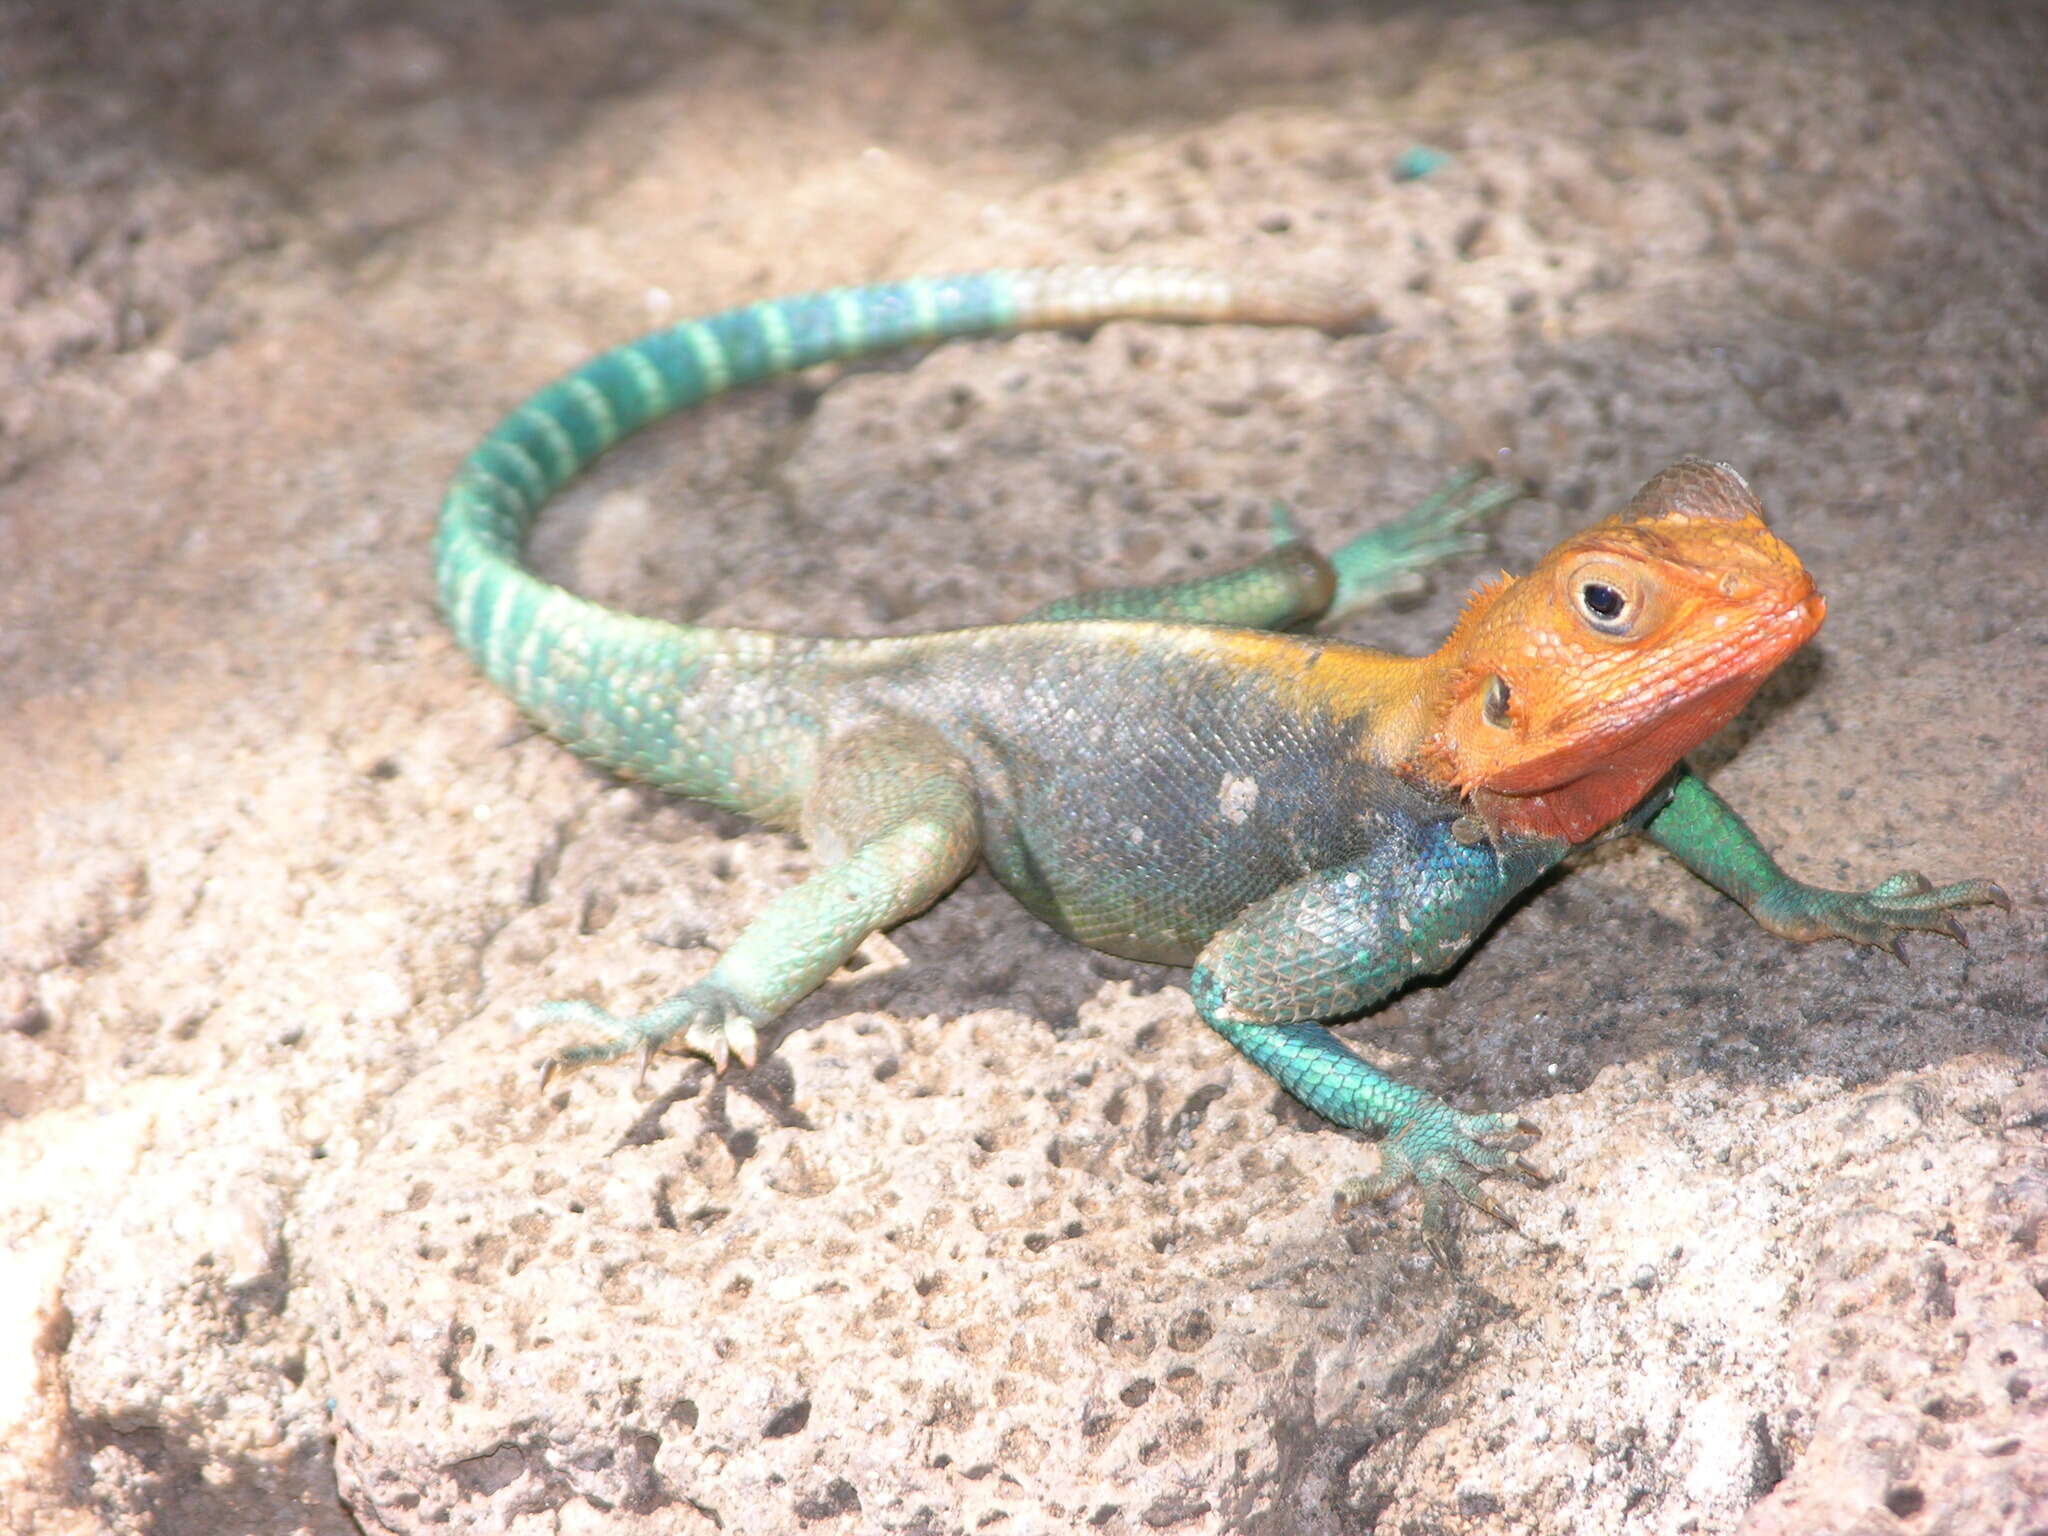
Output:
[{"xmin": 1218, "ymin": 774, "xmax": 1258, "ymax": 824}]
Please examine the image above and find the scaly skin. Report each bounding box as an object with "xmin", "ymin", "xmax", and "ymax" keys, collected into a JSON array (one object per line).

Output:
[{"xmin": 437, "ymin": 269, "xmax": 2007, "ymax": 1263}]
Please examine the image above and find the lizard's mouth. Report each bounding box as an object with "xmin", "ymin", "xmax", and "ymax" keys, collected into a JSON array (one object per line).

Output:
[
  {"xmin": 1784, "ymin": 590, "xmax": 1825, "ymax": 634},
  {"xmin": 1714, "ymin": 586, "xmax": 1826, "ymax": 685}
]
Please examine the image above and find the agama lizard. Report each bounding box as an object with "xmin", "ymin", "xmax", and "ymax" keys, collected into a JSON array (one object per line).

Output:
[{"xmin": 436, "ymin": 267, "xmax": 2008, "ymax": 1257}]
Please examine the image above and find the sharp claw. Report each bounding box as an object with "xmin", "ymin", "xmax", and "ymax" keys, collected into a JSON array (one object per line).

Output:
[
  {"xmin": 1464, "ymin": 1186, "xmax": 1520, "ymax": 1233},
  {"xmin": 1935, "ymin": 916, "xmax": 1967, "ymax": 948},
  {"xmin": 729, "ymin": 1017, "xmax": 761, "ymax": 1071},
  {"xmin": 637, "ymin": 1040, "xmax": 659, "ymax": 1087},
  {"xmin": 1421, "ymin": 1218, "xmax": 1458, "ymax": 1273},
  {"xmin": 539, "ymin": 1058, "xmax": 560, "ymax": 1093},
  {"xmin": 1888, "ymin": 935, "xmax": 1910, "ymax": 966},
  {"xmin": 1512, "ymin": 1117, "xmax": 1543, "ymax": 1140},
  {"xmin": 1332, "ymin": 1175, "xmax": 1383, "ymax": 1212},
  {"xmin": 1512, "ymin": 1155, "xmax": 1550, "ymax": 1188},
  {"xmin": 1988, "ymin": 883, "xmax": 2013, "ymax": 913}
]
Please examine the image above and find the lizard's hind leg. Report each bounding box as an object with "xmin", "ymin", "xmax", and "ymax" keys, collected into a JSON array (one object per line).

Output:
[
  {"xmin": 531, "ymin": 722, "xmax": 980, "ymax": 1082},
  {"xmin": 1016, "ymin": 542, "xmax": 1342, "ymax": 630},
  {"xmin": 1014, "ymin": 466, "xmax": 1517, "ymax": 632},
  {"xmin": 1320, "ymin": 465, "xmax": 1520, "ymax": 622}
]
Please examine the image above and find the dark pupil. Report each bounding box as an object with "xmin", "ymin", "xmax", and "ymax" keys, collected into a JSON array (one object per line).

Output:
[{"xmin": 1582, "ymin": 582, "xmax": 1625, "ymax": 621}]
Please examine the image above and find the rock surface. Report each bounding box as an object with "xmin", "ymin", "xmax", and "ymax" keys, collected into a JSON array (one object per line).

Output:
[{"xmin": 2, "ymin": 3, "xmax": 2044, "ymax": 1533}]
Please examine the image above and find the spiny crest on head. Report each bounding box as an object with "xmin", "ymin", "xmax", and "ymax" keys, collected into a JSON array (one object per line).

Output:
[
  {"xmin": 1618, "ymin": 458, "xmax": 1767, "ymax": 527},
  {"xmin": 1440, "ymin": 570, "xmax": 1516, "ymax": 655},
  {"xmin": 1606, "ymin": 457, "xmax": 1805, "ymax": 581}
]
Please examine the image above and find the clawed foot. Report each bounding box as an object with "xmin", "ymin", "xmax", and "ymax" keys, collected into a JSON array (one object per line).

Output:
[
  {"xmin": 1761, "ymin": 872, "xmax": 2011, "ymax": 960},
  {"xmin": 1336, "ymin": 1104, "xmax": 1546, "ymax": 1269},
  {"xmin": 523, "ymin": 981, "xmax": 761, "ymax": 1090},
  {"xmin": 1322, "ymin": 464, "xmax": 1523, "ymax": 620}
]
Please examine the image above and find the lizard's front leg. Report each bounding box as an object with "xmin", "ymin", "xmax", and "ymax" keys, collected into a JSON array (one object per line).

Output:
[
  {"xmin": 1643, "ymin": 769, "xmax": 2010, "ymax": 957},
  {"xmin": 532, "ymin": 723, "xmax": 979, "ymax": 1082},
  {"xmin": 1189, "ymin": 820, "xmax": 1565, "ymax": 1264}
]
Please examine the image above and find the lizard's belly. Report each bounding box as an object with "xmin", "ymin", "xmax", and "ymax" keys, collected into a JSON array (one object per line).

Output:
[
  {"xmin": 984, "ymin": 843, "xmax": 1289, "ymax": 965},
  {"xmin": 974, "ymin": 747, "xmax": 1454, "ymax": 966}
]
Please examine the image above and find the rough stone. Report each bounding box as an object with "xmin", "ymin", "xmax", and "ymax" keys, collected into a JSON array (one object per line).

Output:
[{"xmin": 2, "ymin": 3, "xmax": 2044, "ymax": 1533}]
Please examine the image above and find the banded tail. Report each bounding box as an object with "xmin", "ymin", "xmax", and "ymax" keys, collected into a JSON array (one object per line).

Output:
[{"xmin": 435, "ymin": 267, "xmax": 1365, "ymax": 807}]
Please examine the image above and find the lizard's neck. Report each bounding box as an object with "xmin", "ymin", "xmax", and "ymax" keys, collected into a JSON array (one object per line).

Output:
[{"xmin": 1472, "ymin": 761, "xmax": 1675, "ymax": 845}]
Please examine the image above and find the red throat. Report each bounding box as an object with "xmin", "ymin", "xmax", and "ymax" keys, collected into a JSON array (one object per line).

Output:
[{"xmin": 1469, "ymin": 669, "xmax": 1779, "ymax": 843}]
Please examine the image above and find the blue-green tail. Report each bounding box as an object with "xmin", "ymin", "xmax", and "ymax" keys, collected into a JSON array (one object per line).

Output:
[{"xmin": 434, "ymin": 267, "xmax": 1363, "ymax": 809}]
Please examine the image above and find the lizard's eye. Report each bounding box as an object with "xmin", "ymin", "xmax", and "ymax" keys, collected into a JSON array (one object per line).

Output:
[
  {"xmin": 1564, "ymin": 558, "xmax": 1645, "ymax": 637},
  {"xmin": 1575, "ymin": 578, "xmax": 1633, "ymax": 635},
  {"xmin": 1482, "ymin": 674, "xmax": 1512, "ymax": 729}
]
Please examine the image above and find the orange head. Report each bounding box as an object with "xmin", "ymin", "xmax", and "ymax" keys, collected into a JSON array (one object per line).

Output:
[{"xmin": 1412, "ymin": 459, "xmax": 1825, "ymax": 844}]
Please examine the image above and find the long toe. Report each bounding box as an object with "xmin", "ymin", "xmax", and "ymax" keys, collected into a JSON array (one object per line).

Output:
[{"xmin": 1357, "ymin": 1106, "xmax": 1544, "ymax": 1263}]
